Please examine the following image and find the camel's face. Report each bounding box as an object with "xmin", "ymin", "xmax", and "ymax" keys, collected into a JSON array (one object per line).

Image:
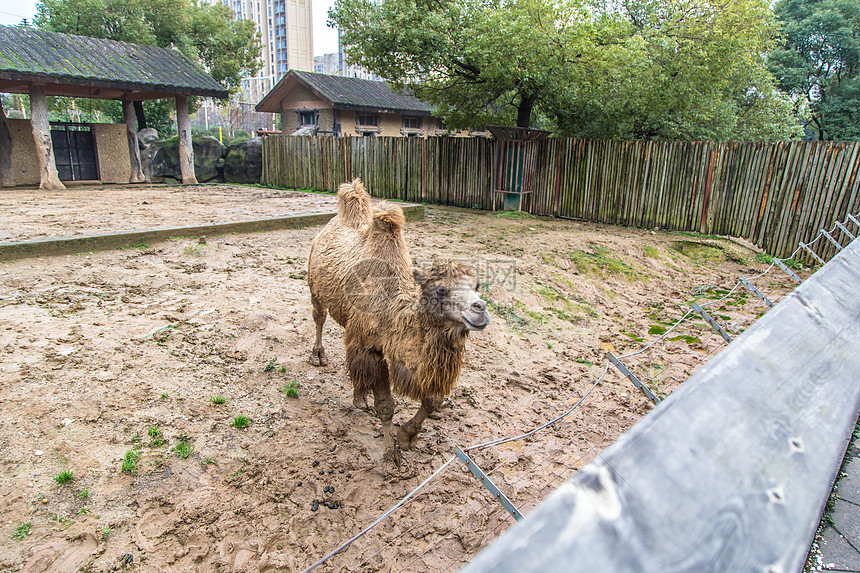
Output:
[{"xmin": 416, "ymin": 267, "xmax": 491, "ymax": 331}]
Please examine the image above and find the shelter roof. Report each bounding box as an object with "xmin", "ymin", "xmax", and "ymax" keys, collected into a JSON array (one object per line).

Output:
[
  {"xmin": 0, "ymin": 25, "xmax": 228, "ymax": 100},
  {"xmin": 256, "ymin": 70, "xmax": 433, "ymax": 116}
]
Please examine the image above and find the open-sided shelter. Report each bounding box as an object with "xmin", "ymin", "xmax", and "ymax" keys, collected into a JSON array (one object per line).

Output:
[{"xmin": 0, "ymin": 25, "xmax": 228, "ymax": 189}]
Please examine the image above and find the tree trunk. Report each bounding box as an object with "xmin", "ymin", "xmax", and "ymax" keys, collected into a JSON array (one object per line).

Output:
[
  {"xmin": 134, "ymin": 100, "xmax": 147, "ymax": 131},
  {"xmin": 516, "ymin": 94, "xmax": 536, "ymax": 129},
  {"xmin": 123, "ymin": 100, "xmax": 145, "ymax": 183},
  {"xmin": 0, "ymin": 99, "xmax": 14, "ymax": 187},
  {"xmin": 29, "ymin": 85, "xmax": 65, "ymax": 190},
  {"xmin": 175, "ymin": 96, "xmax": 197, "ymax": 184}
]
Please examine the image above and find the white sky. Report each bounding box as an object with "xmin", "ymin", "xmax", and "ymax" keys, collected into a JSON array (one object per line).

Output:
[{"xmin": 0, "ymin": 0, "xmax": 341, "ymax": 57}]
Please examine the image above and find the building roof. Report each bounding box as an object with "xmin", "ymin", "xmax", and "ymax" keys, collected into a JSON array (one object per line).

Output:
[
  {"xmin": 0, "ymin": 25, "xmax": 228, "ymax": 100},
  {"xmin": 256, "ymin": 70, "xmax": 433, "ymax": 116}
]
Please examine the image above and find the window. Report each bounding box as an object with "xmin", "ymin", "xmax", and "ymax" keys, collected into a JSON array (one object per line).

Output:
[
  {"xmin": 358, "ymin": 114, "xmax": 378, "ymax": 127},
  {"xmin": 298, "ymin": 110, "xmax": 318, "ymax": 127},
  {"xmin": 403, "ymin": 116, "xmax": 421, "ymax": 130}
]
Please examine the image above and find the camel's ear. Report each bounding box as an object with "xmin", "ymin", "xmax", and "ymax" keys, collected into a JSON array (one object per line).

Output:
[{"xmin": 413, "ymin": 268, "xmax": 426, "ymax": 284}]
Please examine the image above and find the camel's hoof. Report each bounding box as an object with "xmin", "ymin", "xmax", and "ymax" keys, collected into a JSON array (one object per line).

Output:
[
  {"xmin": 396, "ymin": 429, "xmax": 415, "ymax": 452},
  {"xmin": 353, "ymin": 395, "xmax": 370, "ymax": 411},
  {"xmin": 309, "ymin": 349, "xmax": 328, "ymax": 367},
  {"xmin": 382, "ymin": 448, "xmax": 415, "ymax": 478}
]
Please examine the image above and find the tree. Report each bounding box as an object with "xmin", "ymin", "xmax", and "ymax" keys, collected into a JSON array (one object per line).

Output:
[
  {"xmin": 768, "ymin": 0, "xmax": 860, "ymax": 140},
  {"xmin": 331, "ymin": 0, "xmax": 800, "ymax": 140},
  {"xmin": 35, "ymin": 0, "xmax": 261, "ymax": 133}
]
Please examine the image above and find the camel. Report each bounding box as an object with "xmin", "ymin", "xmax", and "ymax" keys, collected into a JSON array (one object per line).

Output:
[{"xmin": 307, "ymin": 179, "xmax": 490, "ymax": 466}]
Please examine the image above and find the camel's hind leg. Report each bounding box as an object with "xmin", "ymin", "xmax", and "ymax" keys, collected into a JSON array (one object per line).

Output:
[
  {"xmin": 397, "ymin": 397, "xmax": 442, "ymax": 451},
  {"xmin": 309, "ymin": 294, "xmax": 329, "ymax": 366}
]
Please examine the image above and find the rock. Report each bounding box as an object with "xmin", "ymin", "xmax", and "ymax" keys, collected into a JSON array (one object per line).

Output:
[
  {"xmin": 141, "ymin": 135, "xmax": 226, "ymax": 183},
  {"xmin": 223, "ymin": 137, "xmax": 263, "ymax": 184},
  {"xmin": 138, "ymin": 128, "xmax": 158, "ymax": 148}
]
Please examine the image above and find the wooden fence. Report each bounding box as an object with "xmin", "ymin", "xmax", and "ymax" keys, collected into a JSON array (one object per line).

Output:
[{"xmin": 261, "ymin": 136, "xmax": 860, "ymax": 260}]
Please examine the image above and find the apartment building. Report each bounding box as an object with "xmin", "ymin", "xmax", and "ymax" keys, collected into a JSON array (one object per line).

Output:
[{"xmin": 218, "ymin": 0, "xmax": 314, "ymax": 103}]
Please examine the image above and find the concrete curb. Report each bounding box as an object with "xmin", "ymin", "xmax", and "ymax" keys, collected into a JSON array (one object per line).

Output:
[{"xmin": 0, "ymin": 204, "xmax": 425, "ymax": 261}]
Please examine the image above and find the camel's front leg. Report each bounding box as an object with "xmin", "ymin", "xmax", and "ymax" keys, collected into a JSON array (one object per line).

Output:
[
  {"xmin": 372, "ymin": 383, "xmax": 402, "ymax": 467},
  {"xmin": 397, "ymin": 397, "xmax": 441, "ymax": 451}
]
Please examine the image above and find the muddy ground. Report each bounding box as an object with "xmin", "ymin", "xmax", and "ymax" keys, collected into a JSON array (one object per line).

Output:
[{"xmin": 0, "ymin": 185, "xmax": 804, "ymax": 572}]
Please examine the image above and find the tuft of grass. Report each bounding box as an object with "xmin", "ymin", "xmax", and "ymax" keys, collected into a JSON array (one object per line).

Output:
[
  {"xmin": 100, "ymin": 525, "xmax": 111, "ymax": 541},
  {"xmin": 264, "ymin": 359, "xmax": 278, "ymax": 372},
  {"xmin": 11, "ymin": 522, "xmax": 31, "ymax": 541},
  {"xmin": 147, "ymin": 425, "xmax": 165, "ymax": 447},
  {"xmin": 210, "ymin": 395, "xmax": 226, "ymax": 405},
  {"xmin": 77, "ymin": 487, "xmax": 89, "ymax": 500},
  {"xmin": 279, "ymin": 379, "xmax": 301, "ymax": 398},
  {"xmin": 570, "ymin": 245, "xmax": 640, "ymax": 279},
  {"xmin": 232, "ymin": 415, "xmax": 250, "ymax": 429},
  {"xmin": 121, "ymin": 449, "xmax": 141, "ymax": 474},
  {"xmin": 172, "ymin": 434, "xmax": 194, "ymax": 459},
  {"xmin": 54, "ymin": 470, "xmax": 74, "ymax": 485},
  {"xmin": 648, "ymin": 324, "xmax": 667, "ymax": 335},
  {"xmin": 495, "ymin": 210, "xmax": 535, "ymax": 220},
  {"xmin": 160, "ymin": 392, "xmax": 169, "ymax": 400},
  {"xmin": 643, "ymin": 245, "xmax": 660, "ymax": 258},
  {"xmin": 119, "ymin": 242, "xmax": 150, "ymax": 251},
  {"xmin": 668, "ymin": 334, "xmax": 701, "ymax": 344},
  {"xmin": 671, "ymin": 241, "xmax": 724, "ymax": 265},
  {"xmin": 183, "ymin": 244, "xmax": 205, "ymax": 257}
]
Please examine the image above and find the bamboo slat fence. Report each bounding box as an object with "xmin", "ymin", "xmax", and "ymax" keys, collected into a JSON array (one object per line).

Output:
[{"xmin": 261, "ymin": 136, "xmax": 860, "ymax": 260}]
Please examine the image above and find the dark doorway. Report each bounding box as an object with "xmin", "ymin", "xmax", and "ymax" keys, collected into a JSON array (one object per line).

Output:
[{"xmin": 50, "ymin": 122, "xmax": 98, "ymax": 181}]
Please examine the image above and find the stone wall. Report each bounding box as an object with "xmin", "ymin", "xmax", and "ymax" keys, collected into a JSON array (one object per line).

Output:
[
  {"xmin": 7, "ymin": 119, "xmax": 39, "ymax": 186},
  {"xmin": 92, "ymin": 124, "xmax": 131, "ymax": 184},
  {"xmin": 5, "ymin": 120, "xmax": 132, "ymax": 186}
]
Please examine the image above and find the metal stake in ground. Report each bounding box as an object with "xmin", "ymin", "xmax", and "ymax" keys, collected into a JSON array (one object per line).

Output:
[
  {"xmin": 606, "ymin": 352, "xmax": 661, "ymax": 406},
  {"xmin": 821, "ymin": 230, "xmax": 843, "ymax": 251},
  {"xmin": 773, "ymin": 258, "xmax": 802, "ymax": 284},
  {"xmin": 739, "ymin": 277, "xmax": 774, "ymax": 308},
  {"xmin": 800, "ymin": 242, "xmax": 826, "ymax": 265},
  {"xmin": 454, "ymin": 446, "xmax": 523, "ymax": 522},
  {"xmin": 835, "ymin": 221, "xmax": 855, "ymax": 241},
  {"xmin": 691, "ymin": 303, "xmax": 733, "ymax": 344}
]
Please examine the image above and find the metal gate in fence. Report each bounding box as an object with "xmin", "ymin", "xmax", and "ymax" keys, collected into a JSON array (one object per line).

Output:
[{"xmin": 50, "ymin": 122, "xmax": 98, "ymax": 181}]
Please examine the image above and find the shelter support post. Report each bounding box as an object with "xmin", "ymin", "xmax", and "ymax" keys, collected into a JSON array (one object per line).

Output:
[
  {"xmin": 29, "ymin": 84, "xmax": 65, "ymax": 190},
  {"xmin": 175, "ymin": 96, "xmax": 197, "ymax": 184},
  {"xmin": 0, "ymin": 98, "xmax": 13, "ymax": 187},
  {"xmin": 123, "ymin": 100, "xmax": 145, "ymax": 183}
]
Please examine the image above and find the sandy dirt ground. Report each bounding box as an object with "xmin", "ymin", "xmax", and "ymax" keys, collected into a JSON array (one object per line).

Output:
[
  {"xmin": 0, "ymin": 185, "xmax": 338, "ymax": 242},
  {"xmin": 0, "ymin": 185, "xmax": 805, "ymax": 572}
]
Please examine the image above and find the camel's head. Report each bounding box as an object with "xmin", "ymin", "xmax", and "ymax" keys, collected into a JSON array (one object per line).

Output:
[{"xmin": 414, "ymin": 262, "xmax": 491, "ymax": 332}]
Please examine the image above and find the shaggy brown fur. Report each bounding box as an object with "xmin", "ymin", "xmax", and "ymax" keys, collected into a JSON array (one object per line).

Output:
[{"xmin": 307, "ymin": 179, "xmax": 489, "ymax": 466}]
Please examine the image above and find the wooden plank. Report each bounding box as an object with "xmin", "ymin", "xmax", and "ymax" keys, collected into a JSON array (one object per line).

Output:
[{"xmin": 463, "ymin": 240, "xmax": 860, "ymax": 573}]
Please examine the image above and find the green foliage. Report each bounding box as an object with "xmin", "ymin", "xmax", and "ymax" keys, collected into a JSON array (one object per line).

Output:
[
  {"xmin": 331, "ymin": 0, "xmax": 799, "ymax": 139},
  {"xmin": 10, "ymin": 522, "xmax": 31, "ymax": 541},
  {"xmin": 264, "ymin": 359, "xmax": 278, "ymax": 372},
  {"xmin": 121, "ymin": 449, "xmax": 141, "ymax": 474},
  {"xmin": 232, "ymin": 415, "xmax": 250, "ymax": 429},
  {"xmin": 147, "ymin": 425, "xmax": 165, "ymax": 447},
  {"xmin": 172, "ymin": 435, "xmax": 194, "ymax": 459},
  {"xmin": 278, "ymin": 379, "xmax": 301, "ymax": 398},
  {"xmin": 54, "ymin": 470, "xmax": 74, "ymax": 484},
  {"xmin": 210, "ymin": 395, "xmax": 226, "ymax": 405},
  {"xmin": 768, "ymin": 0, "xmax": 860, "ymax": 140}
]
